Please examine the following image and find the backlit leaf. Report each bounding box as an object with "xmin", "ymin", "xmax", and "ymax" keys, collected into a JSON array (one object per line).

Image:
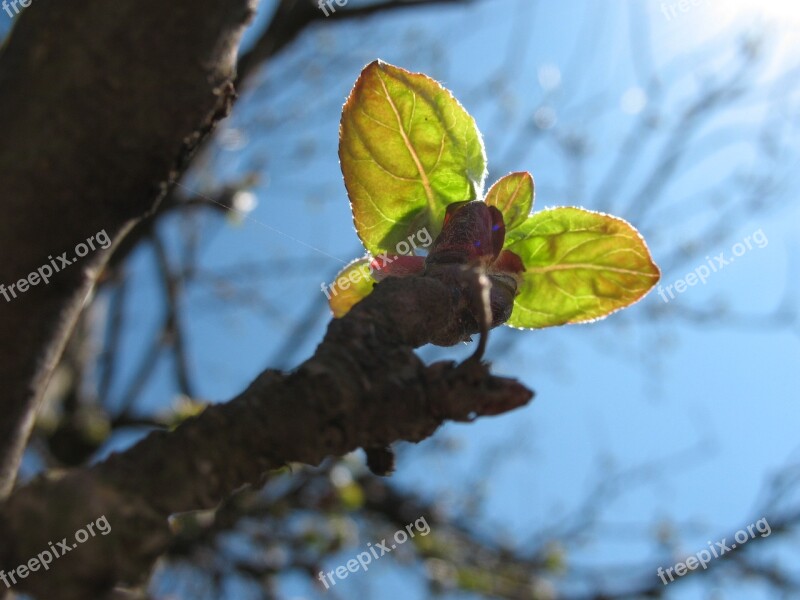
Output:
[
  {"xmin": 327, "ymin": 257, "xmax": 376, "ymax": 318},
  {"xmin": 339, "ymin": 60, "xmax": 486, "ymax": 255},
  {"xmin": 505, "ymin": 207, "xmax": 660, "ymax": 328},
  {"xmin": 485, "ymin": 171, "xmax": 533, "ymax": 230}
]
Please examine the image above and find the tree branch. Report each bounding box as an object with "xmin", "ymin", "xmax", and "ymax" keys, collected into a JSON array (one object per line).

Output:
[
  {"xmin": 236, "ymin": 0, "xmax": 472, "ymax": 87},
  {"xmin": 0, "ymin": 0, "xmax": 255, "ymax": 497},
  {"xmin": 0, "ymin": 274, "xmax": 532, "ymax": 599}
]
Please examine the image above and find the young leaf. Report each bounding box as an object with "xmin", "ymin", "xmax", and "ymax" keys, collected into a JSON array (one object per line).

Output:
[
  {"xmin": 326, "ymin": 258, "xmax": 376, "ymax": 318},
  {"xmin": 505, "ymin": 207, "xmax": 660, "ymax": 328},
  {"xmin": 485, "ymin": 171, "xmax": 534, "ymax": 230},
  {"xmin": 327, "ymin": 254, "xmax": 426, "ymax": 317},
  {"xmin": 339, "ymin": 60, "xmax": 487, "ymax": 256}
]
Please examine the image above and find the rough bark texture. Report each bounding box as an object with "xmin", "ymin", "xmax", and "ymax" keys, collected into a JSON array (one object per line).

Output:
[
  {"xmin": 0, "ymin": 275, "xmax": 532, "ymax": 599},
  {"xmin": 0, "ymin": 0, "xmax": 255, "ymax": 497}
]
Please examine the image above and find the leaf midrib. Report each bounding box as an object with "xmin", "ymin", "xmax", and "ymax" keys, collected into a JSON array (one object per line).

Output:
[
  {"xmin": 526, "ymin": 262, "xmax": 659, "ymax": 277},
  {"xmin": 376, "ymin": 71, "xmax": 436, "ymax": 215}
]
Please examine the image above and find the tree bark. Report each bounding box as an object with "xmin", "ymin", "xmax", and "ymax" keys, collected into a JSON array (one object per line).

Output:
[
  {"xmin": 0, "ymin": 275, "xmax": 532, "ymax": 599},
  {"xmin": 0, "ymin": 0, "xmax": 255, "ymax": 497}
]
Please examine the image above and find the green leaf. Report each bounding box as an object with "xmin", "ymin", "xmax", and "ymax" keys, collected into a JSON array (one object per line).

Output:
[
  {"xmin": 339, "ymin": 60, "xmax": 486, "ymax": 255},
  {"xmin": 505, "ymin": 207, "xmax": 660, "ymax": 328},
  {"xmin": 326, "ymin": 257, "xmax": 376, "ymax": 318},
  {"xmin": 485, "ymin": 171, "xmax": 533, "ymax": 230}
]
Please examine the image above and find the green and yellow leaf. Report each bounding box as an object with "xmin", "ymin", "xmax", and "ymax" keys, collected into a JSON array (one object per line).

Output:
[
  {"xmin": 485, "ymin": 171, "xmax": 534, "ymax": 230},
  {"xmin": 327, "ymin": 257, "xmax": 376, "ymax": 318},
  {"xmin": 505, "ymin": 207, "xmax": 660, "ymax": 328},
  {"xmin": 339, "ymin": 60, "xmax": 486, "ymax": 255}
]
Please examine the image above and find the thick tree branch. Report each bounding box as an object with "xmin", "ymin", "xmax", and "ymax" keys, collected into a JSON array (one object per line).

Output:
[
  {"xmin": 0, "ymin": 274, "xmax": 532, "ymax": 599},
  {"xmin": 0, "ymin": 0, "xmax": 256, "ymax": 497}
]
